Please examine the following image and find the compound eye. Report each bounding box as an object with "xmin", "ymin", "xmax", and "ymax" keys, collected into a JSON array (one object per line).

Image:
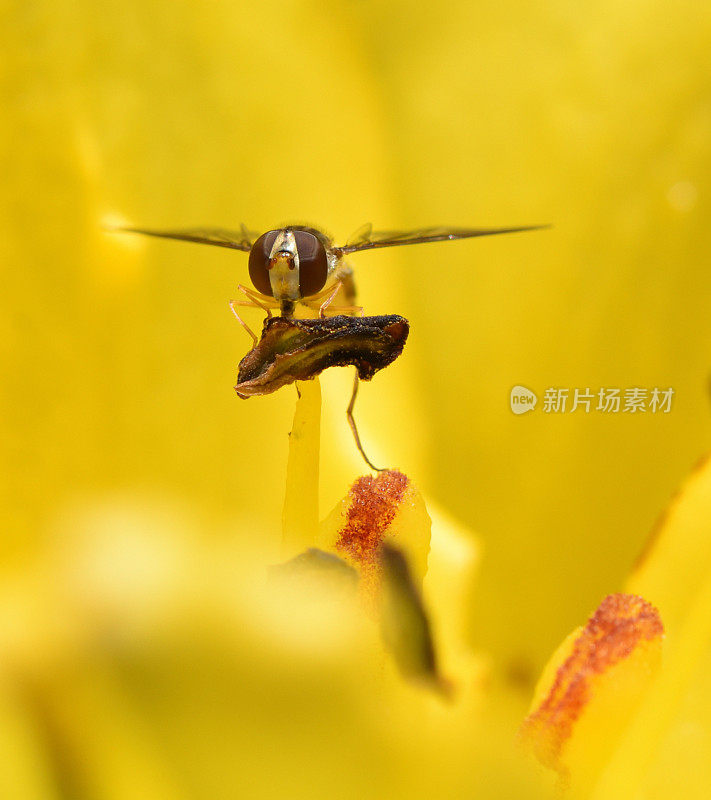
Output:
[
  {"xmin": 248, "ymin": 231, "xmax": 279, "ymax": 296},
  {"xmin": 294, "ymin": 231, "xmax": 328, "ymax": 297}
]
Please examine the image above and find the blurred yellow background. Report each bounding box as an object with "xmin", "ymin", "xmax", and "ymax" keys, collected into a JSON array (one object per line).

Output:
[{"xmin": 2, "ymin": 0, "xmax": 711, "ymax": 796}]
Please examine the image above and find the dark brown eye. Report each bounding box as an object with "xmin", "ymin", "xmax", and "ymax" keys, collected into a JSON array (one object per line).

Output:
[
  {"xmin": 294, "ymin": 231, "xmax": 328, "ymax": 297},
  {"xmin": 248, "ymin": 230, "xmax": 279, "ymax": 296}
]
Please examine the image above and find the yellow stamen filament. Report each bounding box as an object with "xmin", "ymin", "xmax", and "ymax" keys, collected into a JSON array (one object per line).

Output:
[{"xmin": 281, "ymin": 379, "xmax": 321, "ymax": 557}]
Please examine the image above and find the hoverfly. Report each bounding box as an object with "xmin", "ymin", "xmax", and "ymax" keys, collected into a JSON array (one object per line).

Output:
[
  {"xmin": 115, "ymin": 223, "xmax": 544, "ymax": 341},
  {"xmin": 115, "ymin": 222, "xmax": 545, "ymax": 469}
]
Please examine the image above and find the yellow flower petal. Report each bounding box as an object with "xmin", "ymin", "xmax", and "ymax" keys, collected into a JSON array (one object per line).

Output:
[
  {"xmin": 628, "ymin": 454, "xmax": 711, "ymax": 636},
  {"xmin": 424, "ymin": 503, "xmax": 481, "ymax": 669},
  {"xmin": 0, "ymin": 675, "xmax": 58, "ymax": 800},
  {"xmin": 590, "ymin": 454, "xmax": 711, "ymax": 799}
]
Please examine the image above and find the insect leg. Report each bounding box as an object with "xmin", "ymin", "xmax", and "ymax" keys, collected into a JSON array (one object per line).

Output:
[
  {"xmin": 334, "ymin": 263, "xmax": 357, "ymax": 306},
  {"xmin": 303, "ymin": 283, "xmax": 339, "ymax": 301},
  {"xmin": 318, "ymin": 281, "xmax": 343, "ymax": 318},
  {"xmin": 346, "ymin": 370, "xmax": 383, "ymax": 472},
  {"xmin": 229, "ymin": 286, "xmax": 280, "ymax": 344},
  {"xmin": 322, "ymin": 304, "xmax": 364, "ymax": 317},
  {"xmin": 229, "ymin": 300, "xmax": 260, "ymax": 345},
  {"xmin": 237, "ymin": 284, "xmax": 277, "ymax": 317},
  {"xmin": 301, "ymin": 298, "xmax": 364, "ymax": 317}
]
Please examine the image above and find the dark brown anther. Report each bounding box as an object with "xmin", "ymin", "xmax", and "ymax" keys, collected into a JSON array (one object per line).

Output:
[
  {"xmin": 234, "ymin": 314, "xmax": 409, "ymax": 469},
  {"xmin": 234, "ymin": 314, "xmax": 409, "ymax": 398}
]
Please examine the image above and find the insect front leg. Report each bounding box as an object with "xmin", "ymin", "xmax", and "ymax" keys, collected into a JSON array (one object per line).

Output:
[
  {"xmin": 229, "ymin": 300, "xmax": 260, "ymax": 345},
  {"xmin": 237, "ymin": 284, "xmax": 277, "ymax": 317},
  {"xmin": 229, "ymin": 286, "xmax": 279, "ymax": 345}
]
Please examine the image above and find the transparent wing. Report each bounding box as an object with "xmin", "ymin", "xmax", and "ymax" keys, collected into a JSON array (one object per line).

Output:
[
  {"xmin": 345, "ymin": 223, "xmax": 374, "ymax": 247},
  {"xmin": 110, "ymin": 223, "xmax": 258, "ymax": 252},
  {"xmin": 337, "ymin": 224, "xmax": 548, "ymax": 255}
]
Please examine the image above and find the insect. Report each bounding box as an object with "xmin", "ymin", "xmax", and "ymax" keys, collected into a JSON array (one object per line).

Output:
[
  {"xmin": 115, "ymin": 222, "xmax": 545, "ymax": 469},
  {"xmin": 115, "ymin": 223, "xmax": 544, "ymax": 342}
]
